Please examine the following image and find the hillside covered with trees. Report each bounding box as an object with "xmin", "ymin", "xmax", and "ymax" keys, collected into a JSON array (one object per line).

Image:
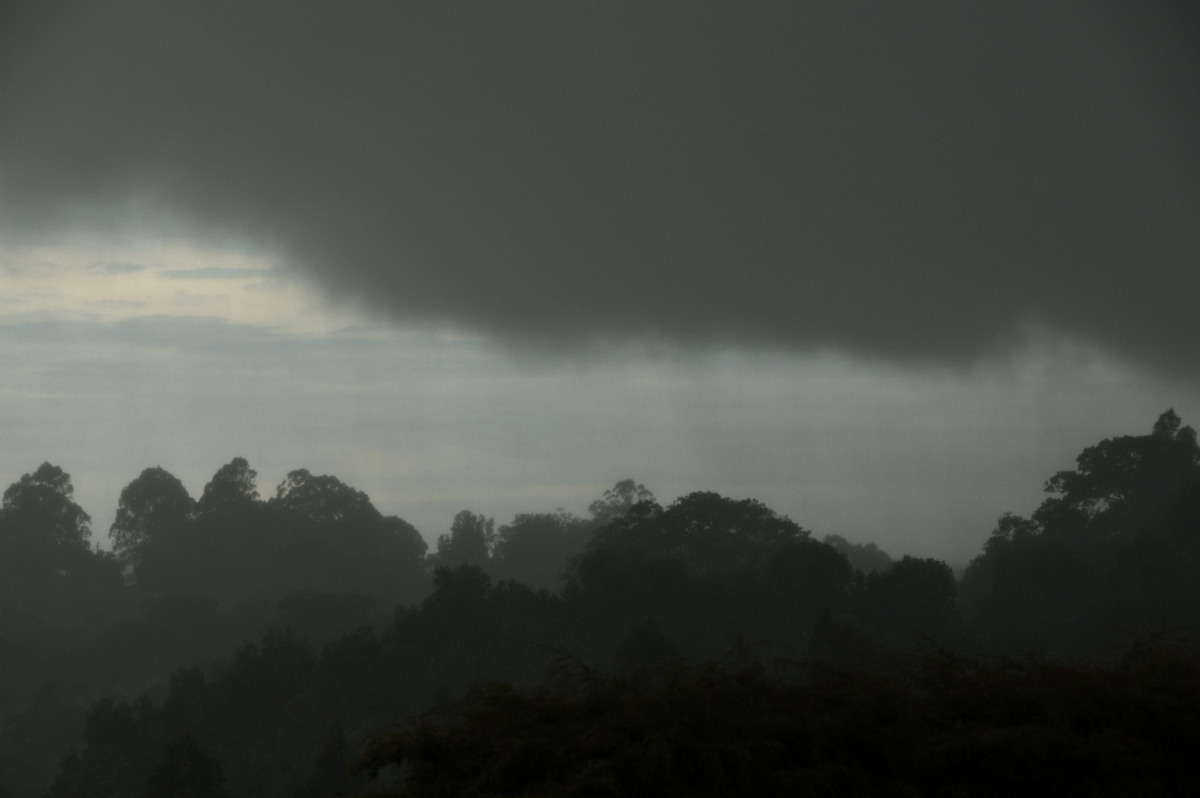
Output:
[{"xmin": 1, "ymin": 411, "xmax": 1198, "ymax": 796}]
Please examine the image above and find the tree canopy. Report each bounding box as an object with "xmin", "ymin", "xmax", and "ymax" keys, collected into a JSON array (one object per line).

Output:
[
  {"xmin": 961, "ymin": 410, "xmax": 1200, "ymax": 655},
  {"xmin": 5, "ymin": 412, "xmax": 1200, "ymax": 797},
  {"xmin": 0, "ymin": 464, "xmax": 108, "ymax": 592},
  {"xmin": 586, "ymin": 490, "xmax": 809, "ymax": 574},
  {"xmin": 110, "ymin": 467, "xmax": 195, "ymax": 570},
  {"xmin": 196, "ymin": 458, "xmax": 259, "ymax": 517}
]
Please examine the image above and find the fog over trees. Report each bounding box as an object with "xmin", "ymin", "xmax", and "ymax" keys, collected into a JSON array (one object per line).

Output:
[{"xmin": 0, "ymin": 411, "xmax": 1198, "ymax": 795}]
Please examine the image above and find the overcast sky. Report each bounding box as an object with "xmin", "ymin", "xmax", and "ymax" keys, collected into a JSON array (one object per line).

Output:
[{"xmin": 1, "ymin": 2, "xmax": 1198, "ymax": 564}]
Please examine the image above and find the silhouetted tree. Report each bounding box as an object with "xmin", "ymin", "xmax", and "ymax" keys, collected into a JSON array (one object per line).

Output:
[
  {"xmin": 491, "ymin": 510, "xmax": 591, "ymax": 590},
  {"xmin": 122, "ymin": 460, "xmax": 266, "ymax": 599},
  {"xmin": 1034, "ymin": 408, "xmax": 1199, "ymax": 540},
  {"xmin": 823, "ymin": 534, "xmax": 894, "ymax": 574},
  {"xmin": 859, "ymin": 556, "xmax": 959, "ymax": 651},
  {"xmin": 272, "ymin": 501, "xmax": 426, "ymax": 607},
  {"xmin": 958, "ymin": 512, "xmax": 1087, "ymax": 653},
  {"xmin": 962, "ymin": 411, "xmax": 1200, "ymax": 657},
  {"xmin": 588, "ymin": 479, "xmax": 656, "ymax": 524},
  {"xmin": 766, "ymin": 538, "xmax": 854, "ymax": 608},
  {"xmin": 562, "ymin": 547, "xmax": 701, "ymax": 665},
  {"xmin": 430, "ymin": 510, "xmax": 495, "ymax": 570},
  {"xmin": 587, "ymin": 491, "xmax": 809, "ymax": 575},
  {"xmin": 0, "ymin": 467, "xmax": 129, "ymax": 794},
  {"xmin": 195, "ymin": 458, "xmax": 259, "ymax": 517},
  {"xmin": 0, "ymin": 464, "xmax": 92, "ymax": 572},
  {"xmin": 110, "ymin": 467, "xmax": 195, "ymax": 572},
  {"xmin": 0, "ymin": 465, "xmax": 124, "ymax": 621},
  {"xmin": 390, "ymin": 565, "xmax": 566, "ymax": 694},
  {"xmin": 756, "ymin": 538, "xmax": 854, "ymax": 655},
  {"xmin": 272, "ymin": 469, "xmax": 379, "ymax": 526}
]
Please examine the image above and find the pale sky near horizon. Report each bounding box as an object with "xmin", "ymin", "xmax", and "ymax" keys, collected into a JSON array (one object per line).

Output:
[
  {"xmin": 3, "ymin": 232, "xmax": 1192, "ymax": 565},
  {"xmin": 2, "ymin": 2, "xmax": 1198, "ymax": 566}
]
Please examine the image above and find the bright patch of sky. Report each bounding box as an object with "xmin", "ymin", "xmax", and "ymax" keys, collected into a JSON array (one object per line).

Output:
[
  {"xmin": 1, "ymin": 234, "xmax": 360, "ymax": 333},
  {"xmin": 3, "ymin": 235, "xmax": 1195, "ymax": 566}
]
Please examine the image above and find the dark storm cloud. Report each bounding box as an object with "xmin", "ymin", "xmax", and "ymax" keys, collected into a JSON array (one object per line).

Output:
[{"xmin": 2, "ymin": 1, "xmax": 1197, "ymax": 372}]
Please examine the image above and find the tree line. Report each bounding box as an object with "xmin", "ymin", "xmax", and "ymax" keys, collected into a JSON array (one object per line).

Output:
[{"xmin": 0, "ymin": 411, "xmax": 1197, "ymax": 795}]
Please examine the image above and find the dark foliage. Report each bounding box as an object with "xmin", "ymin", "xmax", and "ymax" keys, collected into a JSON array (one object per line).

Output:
[
  {"xmin": 2, "ymin": 413, "xmax": 1199, "ymax": 797},
  {"xmin": 585, "ymin": 490, "xmax": 809, "ymax": 575},
  {"xmin": 359, "ymin": 641, "xmax": 1200, "ymax": 797},
  {"xmin": 427, "ymin": 510, "xmax": 495, "ymax": 571},
  {"xmin": 124, "ymin": 461, "xmax": 431, "ymax": 607},
  {"xmin": 491, "ymin": 511, "xmax": 594, "ymax": 591},
  {"xmin": 823, "ymin": 533, "xmax": 894, "ymax": 574},
  {"xmin": 961, "ymin": 410, "xmax": 1200, "ymax": 657}
]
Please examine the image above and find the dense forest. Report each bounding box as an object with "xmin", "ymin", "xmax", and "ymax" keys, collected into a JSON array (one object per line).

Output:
[{"xmin": 1, "ymin": 411, "xmax": 1199, "ymax": 796}]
